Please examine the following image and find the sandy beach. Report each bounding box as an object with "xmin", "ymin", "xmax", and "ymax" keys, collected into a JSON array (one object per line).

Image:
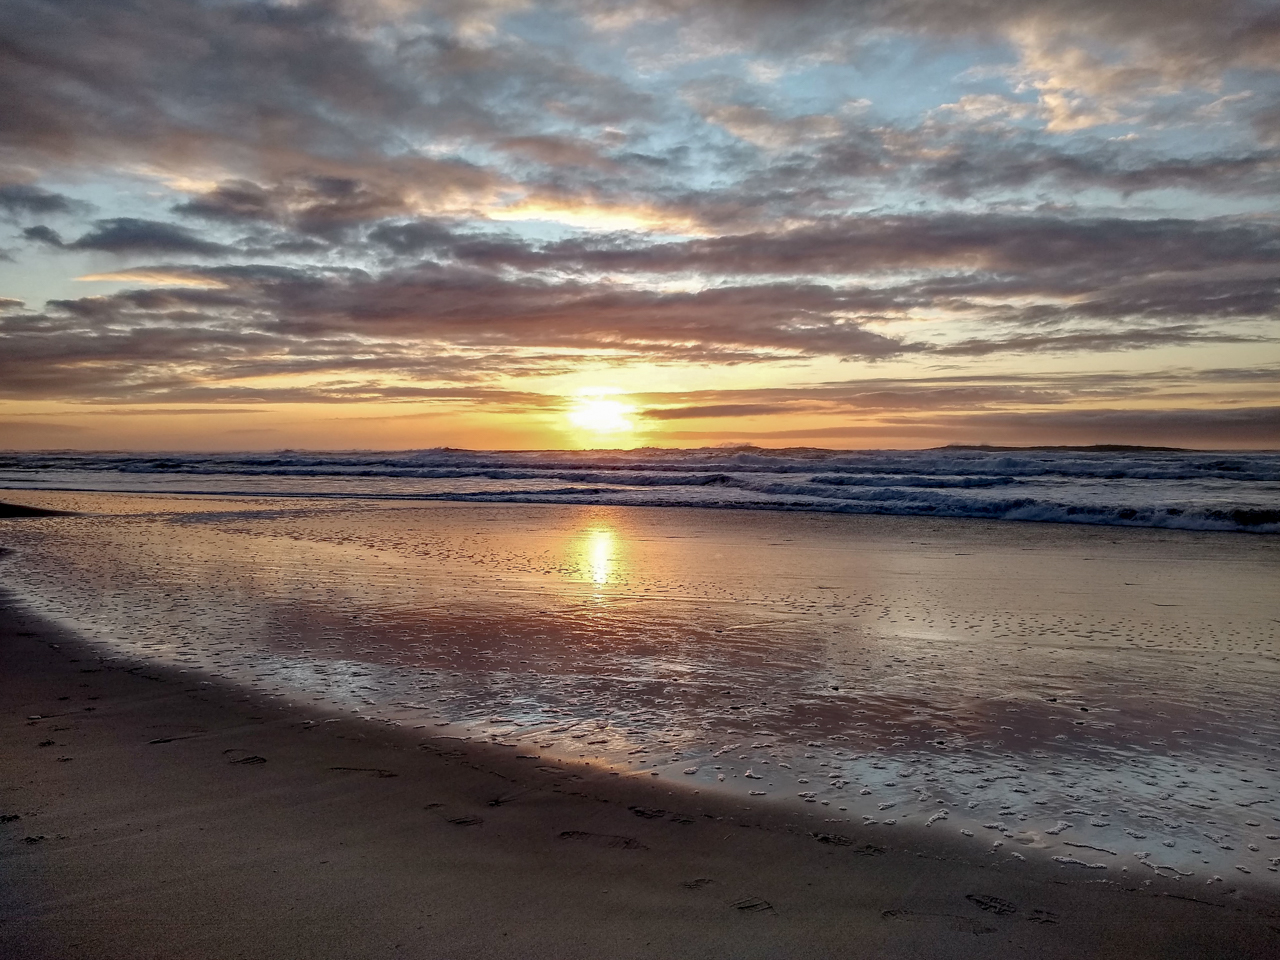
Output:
[{"xmin": 4, "ymin": 592, "xmax": 1280, "ymax": 960}]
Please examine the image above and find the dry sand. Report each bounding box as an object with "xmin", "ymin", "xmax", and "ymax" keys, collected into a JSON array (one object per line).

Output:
[{"xmin": 3, "ymin": 589, "xmax": 1280, "ymax": 959}]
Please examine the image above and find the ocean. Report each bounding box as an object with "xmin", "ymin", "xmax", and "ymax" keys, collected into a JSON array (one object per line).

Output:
[{"xmin": 2, "ymin": 445, "xmax": 1279, "ymax": 532}]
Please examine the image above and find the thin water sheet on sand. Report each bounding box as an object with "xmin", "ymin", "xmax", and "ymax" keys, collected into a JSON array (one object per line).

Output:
[{"xmin": 1, "ymin": 491, "xmax": 1278, "ymax": 886}]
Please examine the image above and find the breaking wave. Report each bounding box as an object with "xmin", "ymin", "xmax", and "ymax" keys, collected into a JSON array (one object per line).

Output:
[{"xmin": 2, "ymin": 445, "xmax": 1278, "ymax": 533}]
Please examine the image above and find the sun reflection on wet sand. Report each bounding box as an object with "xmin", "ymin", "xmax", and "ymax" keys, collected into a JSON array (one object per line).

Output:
[{"xmin": 583, "ymin": 527, "xmax": 615, "ymax": 587}]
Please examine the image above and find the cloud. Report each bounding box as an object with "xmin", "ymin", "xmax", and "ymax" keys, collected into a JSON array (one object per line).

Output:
[
  {"xmin": 367, "ymin": 218, "xmax": 463, "ymax": 255},
  {"xmin": 29, "ymin": 218, "xmax": 233, "ymax": 257},
  {"xmin": 438, "ymin": 213, "xmax": 1280, "ymax": 281},
  {"xmin": 174, "ymin": 176, "xmax": 423, "ymax": 237},
  {"xmin": 642, "ymin": 402, "xmax": 796, "ymax": 420},
  {"xmin": 0, "ymin": 254, "xmax": 922, "ymax": 404},
  {"xmin": 934, "ymin": 326, "xmax": 1261, "ymax": 356},
  {"xmin": 662, "ymin": 405, "xmax": 1280, "ymax": 449},
  {"xmin": 22, "ymin": 225, "xmax": 65, "ymax": 247},
  {"xmin": 632, "ymin": 366, "xmax": 1280, "ymax": 419},
  {"xmin": 182, "ymin": 264, "xmax": 915, "ymax": 360},
  {"xmin": 0, "ymin": 183, "xmax": 85, "ymax": 219}
]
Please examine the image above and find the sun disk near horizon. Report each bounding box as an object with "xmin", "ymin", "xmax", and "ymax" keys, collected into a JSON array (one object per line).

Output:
[{"xmin": 567, "ymin": 395, "xmax": 636, "ymax": 438}]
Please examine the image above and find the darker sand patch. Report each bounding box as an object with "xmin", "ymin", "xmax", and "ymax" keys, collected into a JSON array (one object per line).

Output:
[{"xmin": 0, "ymin": 502, "xmax": 72, "ymax": 519}]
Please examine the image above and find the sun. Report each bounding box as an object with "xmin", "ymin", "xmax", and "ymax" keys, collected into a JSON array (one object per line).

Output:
[{"xmin": 567, "ymin": 397, "xmax": 634, "ymax": 435}]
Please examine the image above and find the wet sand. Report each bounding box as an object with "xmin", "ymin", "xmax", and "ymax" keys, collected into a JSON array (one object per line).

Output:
[
  {"xmin": 3, "ymin": 591, "xmax": 1280, "ymax": 959},
  {"xmin": 2, "ymin": 494, "xmax": 1279, "ymax": 880}
]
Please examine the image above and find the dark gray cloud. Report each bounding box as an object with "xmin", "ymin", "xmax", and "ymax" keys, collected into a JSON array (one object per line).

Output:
[
  {"xmin": 0, "ymin": 183, "xmax": 84, "ymax": 218},
  {"xmin": 356, "ymin": 212, "xmax": 1280, "ymax": 348},
  {"xmin": 175, "ymin": 177, "xmax": 422, "ymax": 238},
  {"xmin": 934, "ymin": 326, "xmax": 1261, "ymax": 356},
  {"xmin": 417, "ymin": 213, "xmax": 1280, "ymax": 282},
  {"xmin": 25, "ymin": 218, "xmax": 233, "ymax": 257},
  {"xmin": 71, "ymin": 218, "xmax": 232, "ymax": 256},
  {"xmin": 908, "ymin": 140, "xmax": 1280, "ymax": 200},
  {"xmin": 21, "ymin": 225, "xmax": 64, "ymax": 247},
  {"xmin": 366, "ymin": 219, "xmax": 463, "ymax": 256}
]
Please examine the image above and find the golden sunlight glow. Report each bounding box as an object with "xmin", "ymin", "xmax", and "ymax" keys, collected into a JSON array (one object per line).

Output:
[
  {"xmin": 486, "ymin": 199, "xmax": 706, "ymax": 235},
  {"xmin": 76, "ymin": 270, "xmax": 230, "ymax": 289},
  {"xmin": 568, "ymin": 397, "xmax": 634, "ymax": 434},
  {"xmin": 585, "ymin": 527, "xmax": 613, "ymax": 585}
]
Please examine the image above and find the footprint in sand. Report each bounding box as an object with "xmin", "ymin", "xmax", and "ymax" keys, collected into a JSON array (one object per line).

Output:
[
  {"xmin": 682, "ymin": 878, "xmax": 714, "ymax": 890},
  {"xmin": 966, "ymin": 894, "xmax": 1018, "ymax": 916},
  {"xmin": 558, "ymin": 830, "xmax": 646, "ymax": 850},
  {"xmin": 811, "ymin": 833, "xmax": 886, "ymax": 856},
  {"xmin": 811, "ymin": 831, "xmax": 855, "ymax": 846},
  {"xmin": 328, "ymin": 766, "xmax": 397, "ymax": 778},
  {"xmin": 223, "ymin": 749, "xmax": 266, "ymax": 765},
  {"xmin": 729, "ymin": 896, "xmax": 775, "ymax": 914},
  {"xmin": 447, "ymin": 815, "xmax": 484, "ymax": 826}
]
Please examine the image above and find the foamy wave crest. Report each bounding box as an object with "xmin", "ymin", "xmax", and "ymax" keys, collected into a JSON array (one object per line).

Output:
[{"xmin": 2, "ymin": 446, "xmax": 1277, "ymax": 533}]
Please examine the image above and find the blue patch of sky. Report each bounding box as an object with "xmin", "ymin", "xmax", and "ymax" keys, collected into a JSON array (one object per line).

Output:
[{"xmin": 764, "ymin": 38, "xmax": 1017, "ymax": 124}]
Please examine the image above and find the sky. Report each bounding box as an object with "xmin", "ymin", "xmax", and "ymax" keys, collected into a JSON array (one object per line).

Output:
[{"xmin": 1, "ymin": 0, "xmax": 1279, "ymax": 452}]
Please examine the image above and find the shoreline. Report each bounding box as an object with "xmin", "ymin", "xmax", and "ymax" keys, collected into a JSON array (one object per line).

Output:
[
  {"xmin": 4, "ymin": 589, "xmax": 1280, "ymax": 958},
  {"xmin": 4, "ymin": 440, "xmax": 1280, "ymax": 538}
]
